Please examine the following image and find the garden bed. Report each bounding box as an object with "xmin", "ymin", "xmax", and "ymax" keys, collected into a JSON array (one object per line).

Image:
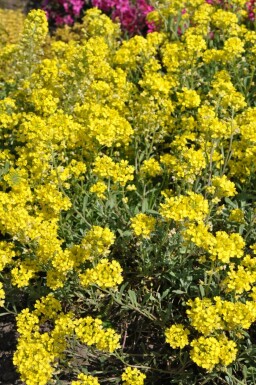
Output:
[{"xmin": 0, "ymin": 1, "xmax": 256, "ymax": 384}]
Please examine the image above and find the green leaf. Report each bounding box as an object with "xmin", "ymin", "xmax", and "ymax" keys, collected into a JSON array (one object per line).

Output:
[
  {"xmin": 239, "ymin": 224, "xmax": 245, "ymax": 235},
  {"xmin": 82, "ymin": 195, "xmax": 88, "ymax": 214},
  {"xmin": 145, "ymin": 209, "xmax": 159, "ymax": 215},
  {"xmin": 119, "ymin": 283, "xmax": 128, "ymax": 296},
  {"xmin": 0, "ymin": 161, "xmax": 9, "ymax": 179},
  {"xmin": 224, "ymin": 197, "xmax": 237, "ymax": 208},
  {"xmin": 142, "ymin": 198, "xmax": 148, "ymax": 212},
  {"xmin": 161, "ymin": 289, "xmax": 171, "ymax": 300},
  {"xmin": 141, "ymin": 293, "xmax": 151, "ymax": 305},
  {"xmin": 199, "ymin": 284, "xmax": 205, "ymax": 298},
  {"xmin": 242, "ymin": 365, "xmax": 247, "ymax": 379},
  {"xmin": 121, "ymin": 230, "xmax": 132, "ymax": 237},
  {"xmin": 128, "ymin": 289, "xmax": 137, "ymax": 305},
  {"xmin": 172, "ymin": 290, "xmax": 186, "ymax": 294}
]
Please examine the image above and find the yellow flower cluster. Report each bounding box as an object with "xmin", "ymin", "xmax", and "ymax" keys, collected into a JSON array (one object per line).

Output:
[
  {"xmin": 211, "ymin": 9, "xmax": 239, "ymax": 32},
  {"xmin": 93, "ymin": 155, "xmax": 134, "ymax": 187},
  {"xmin": 11, "ymin": 261, "xmax": 38, "ymax": 288},
  {"xmin": 0, "ymin": 282, "xmax": 5, "ymax": 307},
  {"xmin": 184, "ymin": 223, "xmax": 245, "ymax": 263},
  {"xmin": 186, "ymin": 298, "xmax": 222, "ymax": 335},
  {"xmin": 13, "ymin": 307, "xmax": 65, "ymax": 385},
  {"xmin": 75, "ymin": 316, "xmax": 121, "ymax": 352},
  {"xmin": 0, "ymin": 241, "xmax": 15, "ymax": 271},
  {"xmin": 222, "ymin": 264, "xmax": 254, "ymax": 294},
  {"xmin": 13, "ymin": 295, "xmax": 121, "ymax": 383},
  {"xmin": 197, "ymin": 105, "xmax": 231, "ymax": 139},
  {"xmin": 80, "ymin": 226, "xmax": 116, "ymax": 261},
  {"xmin": 14, "ymin": 9, "xmax": 48, "ymax": 80},
  {"xmin": 177, "ymin": 88, "xmax": 201, "ymax": 110},
  {"xmin": 209, "ymin": 70, "xmax": 247, "ymax": 112},
  {"xmin": 121, "ymin": 367, "xmax": 146, "ymax": 385},
  {"xmin": 33, "ymin": 293, "xmax": 62, "ymax": 321},
  {"xmin": 165, "ymin": 324, "xmax": 190, "ymax": 349},
  {"xmin": 71, "ymin": 373, "xmax": 100, "ymax": 385},
  {"xmin": 228, "ymin": 208, "xmax": 245, "ymax": 223},
  {"xmin": 75, "ymin": 103, "xmax": 133, "ymax": 148},
  {"xmin": 130, "ymin": 213, "xmax": 156, "ymax": 239},
  {"xmin": 161, "ymin": 147, "xmax": 206, "ymax": 183},
  {"xmin": 90, "ymin": 181, "xmax": 108, "ymax": 200},
  {"xmin": 140, "ymin": 158, "xmax": 162, "ymax": 178},
  {"xmin": 221, "ymin": 254, "xmax": 256, "ymax": 295},
  {"xmin": 160, "ymin": 192, "xmax": 209, "ymax": 224},
  {"xmin": 187, "ymin": 297, "xmax": 256, "ymax": 333},
  {"xmin": 82, "ymin": 8, "xmax": 120, "ymax": 43},
  {"xmin": 79, "ymin": 259, "xmax": 123, "ymax": 289},
  {"xmin": 211, "ymin": 175, "xmax": 237, "ymax": 198},
  {"xmin": 190, "ymin": 335, "xmax": 237, "ymax": 372},
  {"xmin": 209, "ymin": 231, "xmax": 245, "ymax": 263},
  {"xmin": 13, "ymin": 335, "xmax": 56, "ymax": 385}
]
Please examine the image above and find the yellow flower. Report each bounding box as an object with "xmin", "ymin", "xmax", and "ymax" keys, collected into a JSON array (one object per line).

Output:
[
  {"xmin": 140, "ymin": 158, "xmax": 162, "ymax": 178},
  {"xmin": 160, "ymin": 192, "xmax": 209, "ymax": 224},
  {"xmin": 177, "ymin": 88, "xmax": 201, "ymax": 110},
  {"xmin": 130, "ymin": 213, "xmax": 156, "ymax": 239},
  {"xmin": 165, "ymin": 324, "xmax": 190, "ymax": 349},
  {"xmin": 209, "ymin": 231, "xmax": 245, "ymax": 263},
  {"xmin": 186, "ymin": 298, "xmax": 223, "ymax": 335},
  {"xmin": 81, "ymin": 226, "xmax": 116, "ymax": 261},
  {"xmin": 79, "ymin": 259, "xmax": 123, "ymax": 289},
  {"xmin": 93, "ymin": 155, "xmax": 134, "ymax": 187},
  {"xmin": 90, "ymin": 180, "xmax": 107, "ymax": 199},
  {"xmin": 0, "ymin": 282, "xmax": 5, "ymax": 307},
  {"xmin": 75, "ymin": 316, "xmax": 120, "ymax": 352},
  {"xmin": 228, "ymin": 208, "xmax": 245, "ymax": 223},
  {"xmin": 71, "ymin": 373, "xmax": 100, "ymax": 385},
  {"xmin": 190, "ymin": 335, "xmax": 237, "ymax": 372},
  {"xmin": 122, "ymin": 367, "xmax": 146, "ymax": 385},
  {"xmin": 212, "ymin": 175, "xmax": 237, "ymax": 198}
]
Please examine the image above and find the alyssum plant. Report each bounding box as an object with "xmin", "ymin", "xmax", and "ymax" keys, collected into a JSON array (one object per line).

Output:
[{"xmin": 0, "ymin": 1, "xmax": 256, "ymax": 384}]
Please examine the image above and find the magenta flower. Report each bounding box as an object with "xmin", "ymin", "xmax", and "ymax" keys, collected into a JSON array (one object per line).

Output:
[
  {"xmin": 42, "ymin": 0, "xmax": 86, "ymax": 26},
  {"xmin": 92, "ymin": 0, "xmax": 155, "ymax": 35},
  {"xmin": 92, "ymin": 0, "xmax": 115, "ymax": 12},
  {"xmin": 71, "ymin": 0, "xmax": 84, "ymax": 15},
  {"xmin": 246, "ymin": 0, "xmax": 256, "ymax": 21},
  {"xmin": 40, "ymin": 0, "xmax": 256, "ymax": 34}
]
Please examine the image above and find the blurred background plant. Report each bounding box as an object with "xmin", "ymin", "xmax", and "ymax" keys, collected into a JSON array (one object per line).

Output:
[{"xmin": 0, "ymin": 0, "xmax": 256, "ymax": 35}]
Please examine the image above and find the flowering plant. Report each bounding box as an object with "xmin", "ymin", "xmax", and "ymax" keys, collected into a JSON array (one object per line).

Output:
[
  {"xmin": 92, "ymin": 0, "xmax": 155, "ymax": 34},
  {"xmin": 42, "ymin": 0, "xmax": 89, "ymax": 25},
  {"xmin": 29, "ymin": 0, "xmax": 256, "ymax": 35},
  {"xmin": 246, "ymin": 0, "xmax": 256, "ymax": 21},
  {"xmin": 1, "ymin": 2, "xmax": 256, "ymax": 385}
]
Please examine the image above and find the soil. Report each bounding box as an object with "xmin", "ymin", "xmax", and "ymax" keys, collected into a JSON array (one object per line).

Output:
[{"xmin": 0, "ymin": 315, "xmax": 23, "ymax": 385}]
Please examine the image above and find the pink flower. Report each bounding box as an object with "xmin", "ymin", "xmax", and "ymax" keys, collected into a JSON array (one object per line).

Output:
[
  {"xmin": 55, "ymin": 15, "xmax": 65, "ymax": 25},
  {"xmin": 92, "ymin": 0, "xmax": 115, "ymax": 12},
  {"xmin": 63, "ymin": 14, "xmax": 74, "ymax": 24},
  {"xmin": 61, "ymin": 1, "xmax": 70, "ymax": 13},
  {"xmin": 41, "ymin": 0, "xmax": 256, "ymax": 34},
  {"xmin": 71, "ymin": 0, "xmax": 84, "ymax": 15},
  {"xmin": 42, "ymin": 0, "xmax": 85, "ymax": 26},
  {"xmin": 92, "ymin": 0, "xmax": 156, "ymax": 35},
  {"xmin": 246, "ymin": 0, "xmax": 256, "ymax": 21}
]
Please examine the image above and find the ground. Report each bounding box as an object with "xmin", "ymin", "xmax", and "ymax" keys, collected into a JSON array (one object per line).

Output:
[{"xmin": 0, "ymin": 315, "xmax": 23, "ymax": 385}]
